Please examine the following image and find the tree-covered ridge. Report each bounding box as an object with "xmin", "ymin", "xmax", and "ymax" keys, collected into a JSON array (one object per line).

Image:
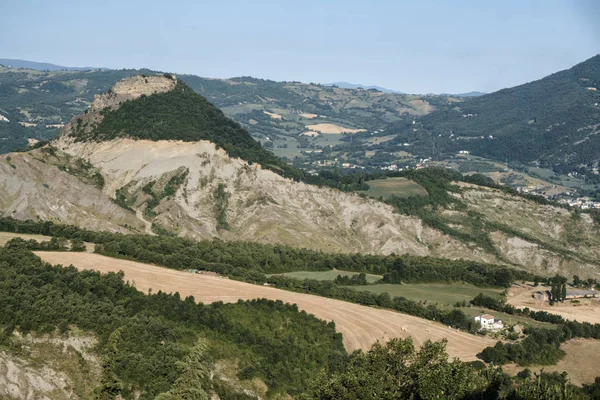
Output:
[
  {"xmin": 391, "ymin": 54, "xmax": 600, "ymax": 169},
  {"xmin": 0, "ymin": 246, "xmax": 346, "ymax": 398}
]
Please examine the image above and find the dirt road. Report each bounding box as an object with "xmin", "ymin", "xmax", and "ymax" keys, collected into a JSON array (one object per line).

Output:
[{"xmin": 34, "ymin": 251, "xmax": 496, "ymax": 360}]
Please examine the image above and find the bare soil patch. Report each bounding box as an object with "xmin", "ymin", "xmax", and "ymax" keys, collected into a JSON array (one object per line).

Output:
[
  {"xmin": 35, "ymin": 252, "xmax": 496, "ymax": 360},
  {"xmin": 305, "ymin": 123, "xmax": 366, "ymax": 134},
  {"xmin": 263, "ymin": 111, "xmax": 282, "ymax": 120},
  {"xmin": 299, "ymin": 113, "xmax": 319, "ymax": 119},
  {"xmin": 507, "ymin": 284, "xmax": 600, "ymax": 324}
]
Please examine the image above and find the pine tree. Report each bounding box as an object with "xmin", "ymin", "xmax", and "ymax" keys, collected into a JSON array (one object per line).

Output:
[{"xmin": 155, "ymin": 337, "xmax": 210, "ymax": 400}]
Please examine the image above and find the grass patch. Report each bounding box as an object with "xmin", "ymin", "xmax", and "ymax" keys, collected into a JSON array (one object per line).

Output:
[
  {"xmin": 363, "ymin": 177, "xmax": 428, "ymax": 199},
  {"xmin": 347, "ymin": 283, "xmax": 503, "ymax": 306}
]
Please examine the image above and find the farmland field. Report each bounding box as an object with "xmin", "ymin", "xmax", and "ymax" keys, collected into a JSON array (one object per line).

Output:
[
  {"xmin": 346, "ymin": 283, "xmax": 503, "ymax": 306},
  {"xmin": 507, "ymin": 284, "xmax": 600, "ymax": 324},
  {"xmin": 353, "ymin": 283, "xmax": 551, "ymax": 328},
  {"xmin": 273, "ymin": 270, "xmax": 382, "ymax": 283},
  {"xmin": 34, "ymin": 251, "xmax": 497, "ymax": 360},
  {"xmin": 364, "ymin": 177, "xmax": 428, "ymax": 199},
  {"xmin": 0, "ymin": 232, "xmax": 95, "ymax": 252}
]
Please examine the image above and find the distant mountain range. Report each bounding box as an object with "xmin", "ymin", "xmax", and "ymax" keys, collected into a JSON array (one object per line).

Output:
[
  {"xmin": 440, "ymin": 91, "xmax": 487, "ymax": 97},
  {"xmin": 324, "ymin": 82, "xmax": 405, "ymax": 94},
  {"xmin": 326, "ymin": 82, "xmax": 487, "ymax": 97},
  {"xmin": 0, "ymin": 58, "xmax": 106, "ymax": 71}
]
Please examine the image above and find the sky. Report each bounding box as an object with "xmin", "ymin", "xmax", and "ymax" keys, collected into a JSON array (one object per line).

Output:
[{"xmin": 2, "ymin": 0, "xmax": 599, "ymax": 94}]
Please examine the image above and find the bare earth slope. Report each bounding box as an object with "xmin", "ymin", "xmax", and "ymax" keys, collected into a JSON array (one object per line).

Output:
[
  {"xmin": 0, "ymin": 152, "xmax": 143, "ymax": 233},
  {"xmin": 34, "ymin": 251, "xmax": 496, "ymax": 360},
  {"xmin": 52, "ymin": 136, "xmax": 487, "ymax": 257}
]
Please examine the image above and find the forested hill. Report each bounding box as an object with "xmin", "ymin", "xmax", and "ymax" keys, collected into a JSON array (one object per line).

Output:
[
  {"xmin": 64, "ymin": 76, "xmax": 301, "ymax": 178},
  {"xmin": 391, "ymin": 55, "xmax": 600, "ymax": 170}
]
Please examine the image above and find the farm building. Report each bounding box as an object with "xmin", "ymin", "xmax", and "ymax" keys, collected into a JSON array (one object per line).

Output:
[
  {"xmin": 533, "ymin": 290, "xmax": 551, "ymax": 301},
  {"xmin": 533, "ymin": 289, "xmax": 596, "ymax": 302},
  {"xmin": 474, "ymin": 314, "xmax": 504, "ymax": 331}
]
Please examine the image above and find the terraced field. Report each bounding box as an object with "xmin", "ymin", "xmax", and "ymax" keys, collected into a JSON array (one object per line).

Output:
[{"xmin": 34, "ymin": 251, "xmax": 497, "ymax": 360}]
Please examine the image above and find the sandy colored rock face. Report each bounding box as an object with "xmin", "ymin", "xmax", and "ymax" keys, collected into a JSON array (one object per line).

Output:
[
  {"xmin": 53, "ymin": 137, "xmax": 495, "ymax": 259},
  {"xmin": 5, "ymin": 75, "xmax": 599, "ymax": 276},
  {"xmin": 0, "ymin": 152, "xmax": 144, "ymax": 233},
  {"xmin": 0, "ymin": 333, "xmax": 99, "ymax": 400}
]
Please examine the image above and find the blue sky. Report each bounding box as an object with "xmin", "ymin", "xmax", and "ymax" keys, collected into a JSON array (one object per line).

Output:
[{"xmin": 2, "ymin": 0, "xmax": 599, "ymax": 93}]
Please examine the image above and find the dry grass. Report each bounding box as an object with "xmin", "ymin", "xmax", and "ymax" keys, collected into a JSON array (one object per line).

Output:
[
  {"xmin": 34, "ymin": 251, "xmax": 497, "ymax": 360},
  {"xmin": 305, "ymin": 123, "xmax": 366, "ymax": 134},
  {"xmin": 502, "ymin": 339, "xmax": 600, "ymax": 386},
  {"xmin": 507, "ymin": 284, "xmax": 600, "ymax": 324},
  {"xmin": 0, "ymin": 232, "xmax": 54, "ymax": 246}
]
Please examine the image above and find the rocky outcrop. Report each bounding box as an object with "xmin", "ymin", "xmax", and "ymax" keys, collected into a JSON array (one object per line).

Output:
[
  {"xmin": 61, "ymin": 74, "xmax": 177, "ymax": 139},
  {"xmin": 0, "ymin": 333, "xmax": 100, "ymax": 400}
]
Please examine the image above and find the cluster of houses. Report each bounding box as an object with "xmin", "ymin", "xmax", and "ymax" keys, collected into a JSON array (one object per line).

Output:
[{"xmin": 558, "ymin": 197, "xmax": 600, "ymax": 210}]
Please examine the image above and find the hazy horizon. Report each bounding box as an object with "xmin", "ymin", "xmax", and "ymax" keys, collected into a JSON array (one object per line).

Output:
[{"xmin": 2, "ymin": 0, "xmax": 599, "ymax": 94}]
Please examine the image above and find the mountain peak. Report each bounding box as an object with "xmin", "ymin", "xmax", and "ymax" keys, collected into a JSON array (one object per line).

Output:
[
  {"xmin": 58, "ymin": 74, "xmax": 296, "ymax": 177},
  {"xmin": 92, "ymin": 74, "xmax": 177, "ymax": 112}
]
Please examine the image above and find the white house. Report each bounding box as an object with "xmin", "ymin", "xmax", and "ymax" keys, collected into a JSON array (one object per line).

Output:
[{"xmin": 475, "ymin": 314, "xmax": 504, "ymax": 331}]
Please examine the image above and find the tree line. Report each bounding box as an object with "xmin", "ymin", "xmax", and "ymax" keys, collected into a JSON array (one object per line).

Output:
[{"xmin": 0, "ymin": 216, "xmax": 533, "ymax": 287}]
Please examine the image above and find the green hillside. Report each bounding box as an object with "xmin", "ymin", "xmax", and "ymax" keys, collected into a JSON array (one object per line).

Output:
[{"xmin": 389, "ymin": 55, "xmax": 600, "ymax": 170}]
